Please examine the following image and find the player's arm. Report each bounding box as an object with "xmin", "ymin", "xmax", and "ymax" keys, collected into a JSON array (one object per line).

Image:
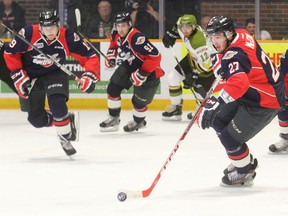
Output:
[
  {"xmin": 105, "ymin": 30, "xmax": 118, "ymax": 68},
  {"xmin": 4, "ymin": 26, "xmax": 31, "ymax": 71},
  {"xmin": 130, "ymin": 33, "xmax": 162, "ymax": 86},
  {"xmin": 67, "ymin": 31, "xmax": 100, "ymax": 93}
]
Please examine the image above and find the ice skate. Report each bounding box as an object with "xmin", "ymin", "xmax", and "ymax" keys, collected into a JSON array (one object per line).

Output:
[
  {"xmin": 269, "ymin": 138, "xmax": 288, "ymax": 153},
  {"xmin": 123, "ymin": 120, "xmax": 146, "ymax": 132},
  {"xmin": 99, "ymin": 116, "xmax": 120, "ymax": 132},
  {"xmin": 162, "ymin": 105, "xmax": 182, "ymax": 121},
  {"xmin": 221, "ymin": 158, "xmax": 258, "ymax": 186},
  {"xmin": 223, "ymin": 155, "xmax": 257, "ymax": 175},
  {"xmin": 58, "ymin": 134, "xmax": 76, "ymax": 157},
  {"xmin": 69, "ymin": 111, "xmax": 79, "ymax": 142},
  {"xmin": 221, "ymin": 169, "xmax": 256, "ymax": 186}
]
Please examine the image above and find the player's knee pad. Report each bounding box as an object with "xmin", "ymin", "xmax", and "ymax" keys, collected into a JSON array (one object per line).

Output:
[
  {"xmin": 47, "ymin": 94, "xmax": 68, "ymax": 119},
  {"xmin": 278, "ymin": 108, "xmax": 288, "ymax": 122},
  {"xmin": 132, "ymin": 94, "xmax": 148, "ymax": 108},
  {"xmin": 28, "ymin": 110, "xmax": 49, "ymax": 128},
  {"xmin": 107, "ymin": 82, "xmax": 123, "ymax": 97},
  {"xmin": 218, "ymin": 127, "xmax": 244, "ymax": 152},
  {"xmin": 167, "ymin": 69, "xmax": 183, "ymax": 86}
]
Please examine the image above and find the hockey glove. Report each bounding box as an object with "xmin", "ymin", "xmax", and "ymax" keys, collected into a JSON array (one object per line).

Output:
[
  {"xmin": 183, "ymin": 72, "xmax": 199, "ymax": 89},
  {"xmin": 197, "ymin": 96, "xmax": 225, "ymax": 129},
  {"xmin": 130, "ymin": 69, "xmax": 148, "ymax": 86},
  {"xmin": 79, "ymin": 71, "xmax": 98, "ymax": 93},
  {"xmin": 211, "ymin": 53, "xmax": 224, "ymax": 78},
  {"xmin": 162, "ymin": 27, "xmax": 179, "ymax": 48},
  {"xmin": 10, "ymin": 69, "xmax": 31, "ymax": 99},
  {"xmin": 105, "ymin": 48, "xmax": 117, "ymax": 68}
]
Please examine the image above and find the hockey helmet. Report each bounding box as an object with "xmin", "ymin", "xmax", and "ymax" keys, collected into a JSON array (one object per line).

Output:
[
  {"xmin": 206, "ymin": 16, "xmax": 234, "ymax": 35},
  {"xmin": 39, "ymin": 9, "xmax": 59, "ymax": 27},
  {"xmin": 179, "ymin": 14, "xmax": 197, "ymax": 26},
  {"xmin": 114, "ymin": 12, "xmax": 132, "ymax": 26}
]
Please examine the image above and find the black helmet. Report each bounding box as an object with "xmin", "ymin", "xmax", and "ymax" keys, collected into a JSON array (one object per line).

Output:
[
  {"xmin": 39, "ymin": 9, "xmax": 59, "ymax": 26},
  {"xmin": 206, "ymin": 16, "xmax": 234, "ymax": 35},
  {"xmin": 114, "ymin": 12, "xmax": 132, "ymax": 25}
]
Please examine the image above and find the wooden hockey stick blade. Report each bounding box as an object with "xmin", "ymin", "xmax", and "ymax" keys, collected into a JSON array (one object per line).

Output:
[{"xmin": 75, "ymin": 8, "xmax": 81, "ymax": 28}]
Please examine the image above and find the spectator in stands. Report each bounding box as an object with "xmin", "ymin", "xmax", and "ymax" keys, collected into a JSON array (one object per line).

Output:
[
  {"xmin": 128, "ymin": 0, "xmax": 159, "ymax": 38},
  {"xmin": 245, "ymin": 17, "xmax": 272, "ymax": 40},
  {"xmin": 85, "ymin": 0, "xmax": 114, "ymax": 39},
  {"xmin": 0, "ymin": 0, "xmax": 26, "ymax": 32},
  {"xmin": 49, "ymin": 0, "xmax": 96, "ymax": 32},
  {"xmin": 200, "ymin": 15, "xmax": 211, "ymax": 31}
]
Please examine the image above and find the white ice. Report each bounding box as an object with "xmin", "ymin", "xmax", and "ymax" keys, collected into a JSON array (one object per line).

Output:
[{"xmin": 0, "ymin": 110, "xmax": 288, "ymax": 216}]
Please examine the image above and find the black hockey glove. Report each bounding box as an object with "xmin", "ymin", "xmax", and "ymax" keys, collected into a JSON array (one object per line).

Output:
[
  {"xmin": 183, "ymin": 72, "xmax": 199, "ymax": 89},
  {"xmin": 10, "ymin": 69, "xmax": 31, "ymax": 99},
  {"xmin": 211, "ymin": 53, "xmax": 224, "ymax": 78},
  {"xmin": 79, "ymin": 71, "xmax": 98, "ymax": 93},
  {"xmin": 162, "ymin": 27, "xmax": 179, "ymax": 48},
  {"xmin": 105, "ymin": 48, "xmax": 117, "ymax": 68},
  {"xmin": 197, "ymin": 96, "xmax": 225, "ymax": 129}
]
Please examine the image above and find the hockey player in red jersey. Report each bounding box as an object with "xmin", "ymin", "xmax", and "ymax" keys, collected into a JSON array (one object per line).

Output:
[
  {"xmin": 0, "ymin": 39, "xmax": 17, "ymax": 93},
  {"xmin": 269, "ymin": 50, "xmax": 288, "ymax": 153},
  {"xmin": 99, "ymin": 12, "xmax": 164, "ymax": 132},
  {"xmin": 4, "ymin": 9, "xmax": 100, "ymax": 157},
  {"xmin": 197, "ymin": 16, "xmax": 285, "ymax": 186}
]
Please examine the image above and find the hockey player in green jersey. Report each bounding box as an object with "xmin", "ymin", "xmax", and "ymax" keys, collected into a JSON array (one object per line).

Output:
[{"xmin": 162, "ymin": 14, "xmax": 216, "ymax": 121}]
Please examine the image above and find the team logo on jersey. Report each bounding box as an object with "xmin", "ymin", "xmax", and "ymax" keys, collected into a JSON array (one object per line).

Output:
[
  {"xmin": 135, "ymin": 36, "xmax": 145, "ymax": 45},
  {"xmin": 32, "ymin": 53, "xmax": 60, "ymax": 67},
  {"xmin": 223, "ymin": 51, "xmax": 238, "ymax": 60}
]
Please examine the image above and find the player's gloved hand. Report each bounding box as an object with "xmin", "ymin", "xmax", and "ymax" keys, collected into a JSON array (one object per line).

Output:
[
  {"xmin": 211, "ymin": 53, "xmax": 224, "ymax": 78},
  {"xmin": 105, "ymin": 48, "xmax": 117, "ymax": 68},
  {"xmin": 197, "ymin": 96, "xmax": 225, "ymax": 129},
  {"xmin": 130, "ymin": 69, "xmax": 148, "ymax": 86},
  {"xmin": 162, "ymin": 28, "xmax": 179, "ymax": 48},
  {"xmin": 10, "ymin": 69, "xmax": 31, "ymax": 99},
  {"xmin": 79, "ymin": 71, "xmax": 98, "ymax": 93},
  {"xmin": 183, "ymin": 72, "xmax": 199, "ymax": 89}
]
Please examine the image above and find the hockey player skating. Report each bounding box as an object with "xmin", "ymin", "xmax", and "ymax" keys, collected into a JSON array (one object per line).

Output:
[
  {"xmin": 162, "ymin": 14, "xmax": 216, "ymax": 121},
  {"xmin": 4, "ymin": 9, "xmax": 100, "ymax": 157},
  {"xmin": 99, "ymin": 12, "xmax": 164, "ymax": 132},
  {"xmin": 197, "ymin": 16, "xmax": 285, "ymax": 186},
  {"xmin": 269, "ymin": 50, "xmax": 288, "ymax": 153}
]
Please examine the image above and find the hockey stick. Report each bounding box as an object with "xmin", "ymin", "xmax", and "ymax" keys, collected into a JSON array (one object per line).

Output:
[
  {"xmin": 169, "ymin": 46, "xmax": 202, "ymax": 106},
  {"xmin": 75, "ymin": 8, "xmax": 108, "ymax": 60},
  {"xmin": 1, "ymin": 23, "xmax": 81, "ymax": 83},
  {"xmin": 117, "ymin": 74, "xmax": 221, "ymax": 201}
]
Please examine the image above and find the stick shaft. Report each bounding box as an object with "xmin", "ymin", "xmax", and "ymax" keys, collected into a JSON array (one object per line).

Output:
[
  {"xmin": 122, "ymin": 75, "xmax": 221, "ymax": 199},
  {"xmin": 1, "ymin": 23, "xmax": 80, "ymax": 83}
]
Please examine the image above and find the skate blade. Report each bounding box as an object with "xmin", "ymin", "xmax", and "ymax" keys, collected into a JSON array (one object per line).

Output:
[
  {"xmin": 100, "ymin": 125, "xmax": 119, "ymax": 132},
  {"xmin": 124, "ymin": 125, "xmax": 147, "ymax": 132},
  {"xmin": 220, "ymin": 173, "xmax": 256, "ymax": 187},
  {"xmin": 267, "ymin": 150, "xmax": 288, "ymax": 155},
  {"xmin": 162, "ymin": 116, "xmax": 182, "ymax": 121}
]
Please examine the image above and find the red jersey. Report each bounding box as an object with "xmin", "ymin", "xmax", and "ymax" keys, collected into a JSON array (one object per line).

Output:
[
  {"xmin": 4, "ymin": 25, "xmax": 100, "ymax": 80},
  {"xmin": 220, "ymin": 28, "xmax": 285, "ymax": 108},
  {"xmin": 108, "ymin": 27, "xmax": 164, "ymax": 78}
]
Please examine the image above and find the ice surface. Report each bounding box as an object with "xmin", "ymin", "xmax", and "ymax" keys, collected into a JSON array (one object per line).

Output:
[{"xmin": 0, "ymin": 110, "xmax": 287, "ymax": 216}]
